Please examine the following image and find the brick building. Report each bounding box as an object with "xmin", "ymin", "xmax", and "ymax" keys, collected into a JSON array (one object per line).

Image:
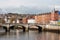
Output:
[
  {"xmin": 35, "ymin": 13, "xmax": 51, "ymax": 24},
  {"xmin": 0, "ymin": 11, "xmax": 59, "ymax": 24},
  {"xmin": 35, "ymin": 11, "xmax": 59, "ymax": 24}
]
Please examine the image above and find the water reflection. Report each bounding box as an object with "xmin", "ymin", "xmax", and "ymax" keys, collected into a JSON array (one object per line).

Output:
[
  {"xmin": 35, "ymin": 32, "xmax": 59, "ymax": 40},
  {"xmin": 0, "ymin": 31, "xmax": 60, "ymax": 40}
]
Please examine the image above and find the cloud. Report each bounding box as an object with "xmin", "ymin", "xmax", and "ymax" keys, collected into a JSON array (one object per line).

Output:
[
  {"xmin": 0, "ymin": 0, "xmax": 60, "ymax": 8},
  {"xmin": 0, "ymin": 0, "xmax": 23, "ymax": 8}
]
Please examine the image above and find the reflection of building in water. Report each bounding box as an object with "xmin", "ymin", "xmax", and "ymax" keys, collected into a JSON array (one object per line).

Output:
[
  {"xmin": 16, "ymin": 29, "xmax": 20, "ymax": 40},
  {"xmin": 36, "ymin": 32, "xmax": 59, "ymax": 40}
]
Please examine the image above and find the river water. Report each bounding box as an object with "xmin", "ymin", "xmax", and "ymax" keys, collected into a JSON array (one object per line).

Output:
[{"xmin": 0, "ymin": 30, "xmax": 60, "ymax": 40}]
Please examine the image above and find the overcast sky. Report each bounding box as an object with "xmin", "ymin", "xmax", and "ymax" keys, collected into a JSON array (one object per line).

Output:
[{"xmin": 0, "ymin": 0, "xmax": 60, "ymax": 8}]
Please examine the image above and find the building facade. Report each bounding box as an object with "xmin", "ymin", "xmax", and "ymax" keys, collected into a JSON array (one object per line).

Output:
[
  {"xmin": 35, "ymin": 11, "xmax": 58, "ymax": 24},
  {"xmin": 0, "ymin": 11, "xmax": 59, "ymax": 24}
]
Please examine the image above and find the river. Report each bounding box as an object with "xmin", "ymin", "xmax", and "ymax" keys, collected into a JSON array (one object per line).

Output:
[{"xmin": 0, "ymin": 30, "xmax": 60, "ymax": 40}]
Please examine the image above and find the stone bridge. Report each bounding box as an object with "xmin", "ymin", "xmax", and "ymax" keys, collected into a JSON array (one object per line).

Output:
[{"xmin": 0, "ymin": 23, "xmax": 45, "ymax": 32}]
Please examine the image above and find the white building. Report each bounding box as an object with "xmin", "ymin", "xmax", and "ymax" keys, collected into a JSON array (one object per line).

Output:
[
  {"xmin": 17, "ymin": 19, "xmax": 19, "ymax": 23},
  {"xmin": 28, "ymin": 19, "xmax": 36, "ymax": 23}
]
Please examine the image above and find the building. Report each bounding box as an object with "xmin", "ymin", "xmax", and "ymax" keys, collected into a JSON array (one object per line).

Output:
[
  {"xmin": 35, "ymin": 11, "xmax": 58, "ymax": 24},
  {"xmin": 0, "ymin": 11, "xmax": 59, "ymax": 24},
  {"xmin": 35, "ymin": 13, "xmax": 51, "ymax": 24}
]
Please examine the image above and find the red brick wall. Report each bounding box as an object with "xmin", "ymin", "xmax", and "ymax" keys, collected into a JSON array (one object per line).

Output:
[
  {"xmin": 35, "ymin": 11, "xmax": 58, "ymax": 24},
  {"xmin": 51, "ymin": 11, "xmax": 58, "ymax": 21},
  {"xmin": 35, "ymin": 14, "xmax": 51, "ymax": 24}
]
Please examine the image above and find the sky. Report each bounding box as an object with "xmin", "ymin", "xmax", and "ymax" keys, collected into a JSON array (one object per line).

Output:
[
  {"xmin": 0, "ymin": 0, "xmax": 60, "ymax": 8},
  {"xmin": 0, "ymin": 0, "xmax": 60, "ymax": 14}
]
